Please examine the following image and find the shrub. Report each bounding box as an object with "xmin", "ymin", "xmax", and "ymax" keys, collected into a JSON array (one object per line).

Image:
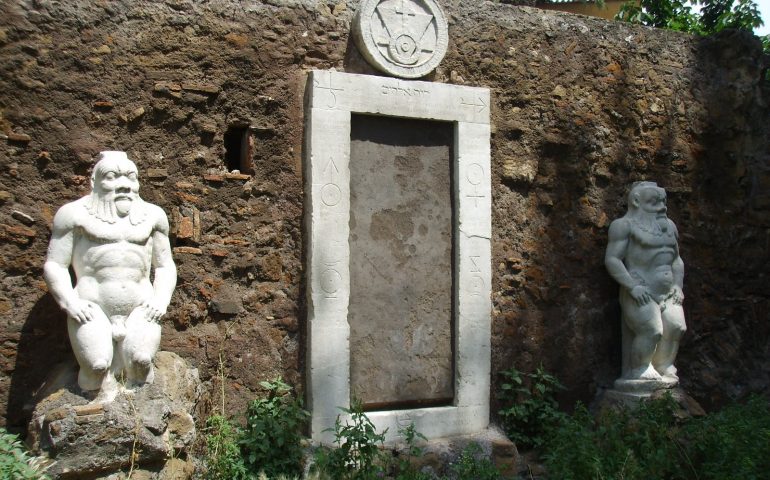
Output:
[
  {"xmin": 204, "ymin": 414, "xmax": 248, "ymax": 479},
  {"xmin": 542, "ymin": 393, "xmax": 770, "ymax": 480},
  {"xmin": 497, "ymin": 365, "xmax": 565, "ymax": 449},
  {"xmin": 393, "ymin": 423, "xmax": 431, "ymax": 480},
  {"xmin": 240, "ymin": 378, "xmax": 310, "ymax": 478},
  {"xmin": 543, "ymin": 395, "xmax": 683, "ymax": 480},
  {"xmin": 314, "ymin": 398, "xmax": 387, "ymax": 480},
  {"xmin": 444, "ymin": 443, "xmax": 502, "ymax": 480},
  {"xmin": 680, "ymin": 394, "xmax": 770, "ymax": 480},
  {"xmin": 0, "ymin": 428, "xmax": 50, "ymax": 480}
]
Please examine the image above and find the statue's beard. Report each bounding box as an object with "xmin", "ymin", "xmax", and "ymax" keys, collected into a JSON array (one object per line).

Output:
[
  {"xmin": 633, "ymin": 211, "xmax": 668, "ymax": 235},
  {"xmin": 87, "ymin": 191, "xmax": 145, "ymax": 225}
]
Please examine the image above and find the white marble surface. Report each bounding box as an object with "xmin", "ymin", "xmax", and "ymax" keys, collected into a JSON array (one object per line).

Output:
[
  {"xmin": 305, "ymin": 70, "xmax": 491, "ymax": 443},
  {"xmin": 353, "ymin": 0, "xmax": 449, "ymax": 79},
  {"xmin": 605, "ymin": 181, "xmax": 686, "ymax": 393},
  {"xmin": 44, "ymin": 151, "xmax": 176, "ymax": 403}
]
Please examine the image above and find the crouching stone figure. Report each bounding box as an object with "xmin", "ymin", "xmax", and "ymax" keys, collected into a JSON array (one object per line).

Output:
[
  {"xmin": 44, "ymin": 151, "xmax": 176, "ymax": 403},
  {"xmin": 605, "ymin": 181, "xmax": 686, "ymax": 389}
]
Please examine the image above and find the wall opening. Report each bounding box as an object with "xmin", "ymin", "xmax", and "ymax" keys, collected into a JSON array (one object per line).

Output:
[{"xmin": 224, "ymin": 125, "xmax": 253, "ymax": 173}]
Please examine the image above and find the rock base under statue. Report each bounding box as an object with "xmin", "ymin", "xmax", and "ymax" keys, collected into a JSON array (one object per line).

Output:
[
  {"xmin": 26, "ymin": 351, "xmax": 200, "ymax": 479},
  {"xmin": 595, "ymin": 385, "xmax": 706, "ymax": 417}
]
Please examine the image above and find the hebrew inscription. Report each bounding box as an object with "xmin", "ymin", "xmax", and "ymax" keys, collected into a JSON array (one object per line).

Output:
[{"xmin": 353, "ymin": 0, "xmax": 449, "ymax": 79}]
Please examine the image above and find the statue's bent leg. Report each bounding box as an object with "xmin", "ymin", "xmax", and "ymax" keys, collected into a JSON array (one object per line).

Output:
[
  {"xmin": 620, "ymin": 290, "xmax": 663, "ymax": 380},
  {"xmin": 67, "ymin": 309, "xmax": 118, "ymax": 400},
  {"xmin": 121, "ymin": 307, "xmax": 161, "ymax": 386},
  {"xmin": 653, "ymin": 302, "xmax": 686, "ymax": 379}
]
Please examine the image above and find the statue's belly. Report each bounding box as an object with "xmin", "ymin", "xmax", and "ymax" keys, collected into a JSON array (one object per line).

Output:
[
  {"xmin": 75, "ymin": 243, "xmax": 153, "ymax": 316},
  {"xmin": 631, "ymin": 265, "xmax": 675, "ymax": 299}
]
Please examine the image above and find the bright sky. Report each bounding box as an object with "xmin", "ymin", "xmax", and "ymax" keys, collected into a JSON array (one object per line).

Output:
[
  {"xmin": 756, "ymin": 0, "xmax": 770, "ymax": 36},
  {"xmin": 691, "ymin": 0, "xmax": 770, "ymax": 36}
]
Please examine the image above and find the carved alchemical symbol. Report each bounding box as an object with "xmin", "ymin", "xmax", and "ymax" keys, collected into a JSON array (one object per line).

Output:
[
  {"xmin": 320, "ymin": 268, "xmax": 342, "ymax": 298},
  {"xmin": 314, "ymin": 71, "xmax": 344, "ymax": 109},
  {"xmin": 321, "ymin": 157, "xmax": 341, "ymax": 207},
  {"xmin": 461, "ymin": 96, "xmax": 488, "ymax": 113},
  {"xmin": 353, "ymin": 0, "xmax": 448, "ymax": 79},
  {"xmin": 465, "ymin": 163, "xmax": 485, "ymax": 207},
  {"xmin": 469, "ymin": 275, "xmax": 485, "ymax": 297},
  {"xmin": 320, "ymin": 240, "xmax": 345, "ymax": 299}
]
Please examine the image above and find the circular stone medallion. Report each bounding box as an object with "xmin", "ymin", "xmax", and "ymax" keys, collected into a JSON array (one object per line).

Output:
[{"xmin": 353, "ymin": 0, "xmax": 448, "ymax": 79}]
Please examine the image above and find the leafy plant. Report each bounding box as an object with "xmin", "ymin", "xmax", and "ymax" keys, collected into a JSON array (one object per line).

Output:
[
  {"xmin": 543, "ymin": 395, "xmax": 683, "ymax": 480},
  {"xmin": 0, "ymin": 428, "xmax": 51, "ymax": 480},
  {"xmin": 393, "ymin": 423, "xmax": 431, "ymax": 480},
  {"xmin": 497, "ymin": 365, "xmax": 566, "ymax": 449},
  {"xmin": 314, "ymin": 398, "xmax": 387, "ymax": 479},
  {"xmin": 240, "ymin": 377, "xmax": 310, "ymax": 478},
  {"xmin": 542, "ymin": 393, "xmax": 770, "ymax": 480},
  {"xmin": 616, "ymin": 0, "xmax": 765, "ymax": 37},
  {"xmin": 204, "ymin": 414, "xmax": 247, "ymax": 480},
  {"xmin": 445, "ymin": 443, "xmax": 502, "ymax": 480},
  {"xmin": 680, "ymin": 394, "xmax": 770, "ymax": 479}
]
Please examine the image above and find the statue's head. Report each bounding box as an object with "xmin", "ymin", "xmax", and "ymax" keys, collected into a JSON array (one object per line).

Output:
[
  {"xmin": 88, "ymin": 151, "xmax": 143, "ymax": 223},
  {"xmin": 627, "ymin": 181, "xmax": 667, "ymax": 218}
]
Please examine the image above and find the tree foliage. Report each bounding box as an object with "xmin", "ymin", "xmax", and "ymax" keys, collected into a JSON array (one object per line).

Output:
[{"xmin": 617, "ymin": 0, "xmax": 765, "ymax": 37}]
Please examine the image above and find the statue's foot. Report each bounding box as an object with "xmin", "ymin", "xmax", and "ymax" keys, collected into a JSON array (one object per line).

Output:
[
  {"xmin": 125, "ymin": 359, "xmax": 154, "ymax": 389},
  {"xmin": 90, "ymin": 386, "xmax": 119, "ymax": 405},
  {"xmin": 626, "ymin": 364, "xmax": 662, "ymax": 381},
  {"xmin": 657, "ymin": 366, "xmax": 679, "ymax": 382},
  {"xmin": 659, "ymin": 365, "xmax": 677, "ymax": 377}
]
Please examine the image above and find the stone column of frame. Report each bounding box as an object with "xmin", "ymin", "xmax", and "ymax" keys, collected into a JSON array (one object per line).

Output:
[{"xmin": 305, "ymin": 95, "xmax": 351, "ymax": 444}]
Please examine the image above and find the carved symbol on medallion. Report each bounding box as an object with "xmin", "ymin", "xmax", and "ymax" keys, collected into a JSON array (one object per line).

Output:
[
  {"xmin": 460, "ymin": 96, "xmax": 488, "ymax": 113},
  {"xmin": 353, "ymin": 0, "xmax": 448, "ymax": 79},
  {"xmin": 376, "ymin": 0, "xmax": 434, "ymax": 66},
  {"xmin": 465, "ymin": 163, "xmax": 486, "ymax": 207},
  {"xmin": 321, "ymin": 268, "xmax": 342, "ymax": 298},
  {"xmin": 313, "ymin": 71, "xmax": 344, "ymax": 109},
  {"xmin": 321, "ymin": 157, "xmax": 342, "ymax": 207}
]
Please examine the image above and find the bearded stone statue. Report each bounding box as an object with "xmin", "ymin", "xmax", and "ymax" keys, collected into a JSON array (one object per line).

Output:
[
  {"xmin": 44, "ymin": 151, "xmax": 176, "ymax": 403},
  {"xmin": 605, "ymin": 181, "xmax": 686, "ymax": 391}
]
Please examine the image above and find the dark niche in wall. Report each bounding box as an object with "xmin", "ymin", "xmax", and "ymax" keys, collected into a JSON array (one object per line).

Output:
[{"xmin": 224, "ymin": 125, "xmax": 253, "ymax": 174}]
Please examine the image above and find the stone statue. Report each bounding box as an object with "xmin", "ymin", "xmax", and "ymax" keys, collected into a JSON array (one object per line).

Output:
[
  {"xmin": 605, "ymin": 181, "xmax": 686, "ymax": 389},
  {"xmin": 44, "ymin": 151, "xmax": 176, "ymax": 403}
]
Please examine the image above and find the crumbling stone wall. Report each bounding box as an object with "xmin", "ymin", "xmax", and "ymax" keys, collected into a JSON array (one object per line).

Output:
[{"xmin": 1, "ymin": 0, "xmax": 768, "ymax": 433}]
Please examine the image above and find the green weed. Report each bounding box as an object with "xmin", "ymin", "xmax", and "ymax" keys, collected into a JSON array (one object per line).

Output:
[
  {"xmin": 240, "ymin": 378, "xmax": 310, "ymax": 478},
  {"xmin": 497, "ymin": 365, "xmax": 565, "ymax": 449},
  {"xmin": 314, "ymin": 398, "xmax": 387, "ymax": 480},
  {"xmin": 0, "ymin": 428, "xmax": 51, "ymax": 480}
]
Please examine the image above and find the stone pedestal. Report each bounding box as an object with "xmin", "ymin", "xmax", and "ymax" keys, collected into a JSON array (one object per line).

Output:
[
  {"xmin": 26, "ymin": 352, "xmax": 200, "ymax": 479},
  {"xmin": 595, "ymin": 386, "xmax": 706, "ymax": 417}
]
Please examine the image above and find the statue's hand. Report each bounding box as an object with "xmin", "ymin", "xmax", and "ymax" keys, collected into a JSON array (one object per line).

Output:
[
  {"xmin": 65, "ymin": 299, "xmax": 99, "ymax": 324},
  {"xmin": 141, "ymin": 300, "xmax": 167, "ymax": 323},
  {"xmin": 630, "ymin": 285, "xmax": 652, "ymax": 306},
  {"xmin": 672, "ymin": 285, "xmax": 685, "ymax": 305}
]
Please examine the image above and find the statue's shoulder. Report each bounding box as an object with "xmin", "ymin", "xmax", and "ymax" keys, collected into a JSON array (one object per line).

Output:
[
  {"xmin": 667, "ymin": 218, "xmax": 680, "ymax": 238},
  {"xmin": 608, "ymin": 216, "xmax": 632, "ymax": 237},
  {"xmin": 52, "ymin": 197, "xmax": 90, "ymax": 230},
  {"xmin": 144, "ymin": 202, "xmax": 170, "ymax": 234}
]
